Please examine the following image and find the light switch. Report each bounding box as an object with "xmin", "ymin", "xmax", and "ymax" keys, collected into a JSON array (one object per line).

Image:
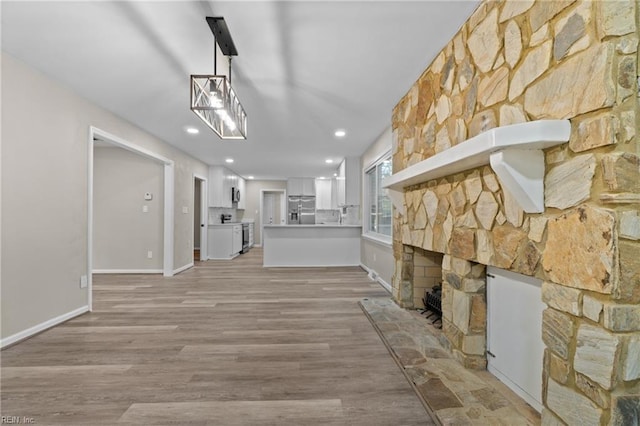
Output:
[
  {"xmin": 142, "ymin": 205, "xmax": 149, "ymax": 213},
  {"xmin": 182, "ymin": 206, "xmax": 189, "ymax": 214},
  {"xmin": 144, "ymin": 192, "xmax": 153, "ymax": 200}
]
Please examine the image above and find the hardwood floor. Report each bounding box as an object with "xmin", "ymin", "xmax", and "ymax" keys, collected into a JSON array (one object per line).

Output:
[{"xmin": 1, "ymin": 249, "xmax": 432, "ymax": 425}]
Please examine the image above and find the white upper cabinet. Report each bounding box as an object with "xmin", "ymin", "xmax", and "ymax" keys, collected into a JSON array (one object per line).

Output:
[
  {"xmin": 287, "ymin": 178, "xmax": 315, "ymax": 196},
  {"xmin": 287, "ymin": 178, "xmax": 302, "ymax": 196},
  {"xmin": 315, "ymin": 179, "xmax": 333, "ymax": 210},
  {"xmin": 209, "ymin": 166, "xmax": 240, "ymax": 208},
  {"xmin": 209, "ymin": 166, "xmax": 231, "ymax": 208},
  {"xmin": 301, "ymin": 178, "xmax": 315, "ymax": 196},
  {"xmin": 336, "ymin": 157, "xmax": 361, "ymax": 206}
]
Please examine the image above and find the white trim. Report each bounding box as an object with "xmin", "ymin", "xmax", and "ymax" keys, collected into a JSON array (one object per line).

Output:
[
  {"xmin": 173, "ymin": 262, "xmax": 194, "ymax": 275},
  {"xmin": 193, "ymin": 173, "xmax": 208, "ymax": 261},
  {"xmin": 92, "ymin": 269, "xmax": 163, "ymax": 274},
  {"xmin": 87, "ymin": 128, "xmax": 95, "ymax": 311},
  {"xmin": 363, "ymin": 150, "xmax": 393, "ymax": 240},
  {"xmin": 376, "ymin": 276, "xmax": 392, "ymax": 294},
  {"xmin": 88, "ymin": 126, "xmax": 176, "ymax": 311},
  {"xmin": 254, "ymin": 244, "xmax": 263, "ymax": 248},
  {"xmin": 163, "ymin": 163, "xmax": 175, "ymax": 276},
  {"xmin": 1, "ymin": 306, "xmax": 89, "ymax": 349},
  {"xmin": 360, "ymin": 263, "xmax": 392, "ymax": 294},
  {"xmin": 361, "ymin": 233, "xmax": 392, "ymax": 247},
  {"xmin": 264, "ymin": 263, "xmax": 360, "ymax": 268}
]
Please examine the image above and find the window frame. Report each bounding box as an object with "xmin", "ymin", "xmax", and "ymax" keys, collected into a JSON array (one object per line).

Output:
[{"xmin": 363, "ymin": 150, "xmax": 393, "ymax": 245}]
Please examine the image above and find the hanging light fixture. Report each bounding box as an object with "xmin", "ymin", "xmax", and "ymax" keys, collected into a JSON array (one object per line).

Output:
[{"xmin": 190, "ymin": 17, "xmax": 247, "ymax": 140}]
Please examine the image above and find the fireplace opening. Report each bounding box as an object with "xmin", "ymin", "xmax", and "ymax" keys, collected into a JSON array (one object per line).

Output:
[{"xmin": 420, "ymin": 284, "xmax": 442, "ymax": 328}]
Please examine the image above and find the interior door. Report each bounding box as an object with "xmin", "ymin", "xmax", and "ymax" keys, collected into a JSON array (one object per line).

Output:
[
  {"xmin": 487, "ymin": 266, "xmax": 545, "ymax": 412},
  {"xmin": 263, "ymin": 193, "xmax": 275, "ymax": 225}
]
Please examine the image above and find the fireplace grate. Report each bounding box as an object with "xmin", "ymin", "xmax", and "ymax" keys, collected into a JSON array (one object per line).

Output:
[{"xmin": 420, "ymin": 284, "xmax": 442, "ymax": 328}]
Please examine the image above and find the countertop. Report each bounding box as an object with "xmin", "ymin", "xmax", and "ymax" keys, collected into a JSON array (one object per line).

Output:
[
  {"xmin": 208, "ymin": 221, "xmax": 255, "ymax": 227},
  {"xmin": 263, "ymin": 224, "xmax": 362, "ymax": 228}
]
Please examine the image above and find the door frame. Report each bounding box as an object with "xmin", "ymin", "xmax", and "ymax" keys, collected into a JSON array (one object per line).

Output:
[
  {"xmin": 87, "ymin": 126, "xmax": 175, "ymax": 311},
  {"xmin": 193, "ymin": 173, "xmax": 208, "ymax": 261},
  {"xmin": 258, "ymin": 189, "xmax": 286, "ymax": 247}
]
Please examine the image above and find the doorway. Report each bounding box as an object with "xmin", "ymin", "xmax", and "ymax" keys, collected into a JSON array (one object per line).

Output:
[
  {"xmin": 88, "ymin": 126, "xmax": 175, "ymax": 311},
  {"xmin": 258, "ymin": 189, "xmax": 286, "ymax": 247},
  {"xmin": 486, "ymin": 266, "xmax": 545, "ymax": 412},
  {"xmin": 193, "ymin": 175, "xmax": 208, "ymax": 261}
]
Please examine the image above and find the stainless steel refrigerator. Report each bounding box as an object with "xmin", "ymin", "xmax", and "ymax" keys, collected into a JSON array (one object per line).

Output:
[{"xmin": 288, "ymin": 196, "xmax": 316, "ymax": 225}]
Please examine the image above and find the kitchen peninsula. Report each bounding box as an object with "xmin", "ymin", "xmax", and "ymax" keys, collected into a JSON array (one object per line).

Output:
[{"xmin": 263, "ymin": 224, "xmax": 361, "ymax": 267}]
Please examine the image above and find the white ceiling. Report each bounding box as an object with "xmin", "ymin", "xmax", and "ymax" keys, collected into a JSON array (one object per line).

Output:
[{"xmin": 1, "ymin": 1, "xmax": 479, "ymax": 180}]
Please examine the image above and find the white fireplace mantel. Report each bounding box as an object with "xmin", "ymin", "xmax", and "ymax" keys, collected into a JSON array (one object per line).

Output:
[{"xmin": 383, "ymin": 120, "xmax": 571, "ymax": 215}]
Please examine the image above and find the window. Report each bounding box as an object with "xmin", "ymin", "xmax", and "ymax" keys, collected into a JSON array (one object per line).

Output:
[{"xmin": 364, "ymin": 152, "xmax": 392, "ymax": 242}]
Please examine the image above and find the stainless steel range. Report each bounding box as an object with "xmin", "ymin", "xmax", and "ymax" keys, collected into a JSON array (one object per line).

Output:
[{"xmin": 241, "ymin": 223, "xmax": 250, "ymax": 253}]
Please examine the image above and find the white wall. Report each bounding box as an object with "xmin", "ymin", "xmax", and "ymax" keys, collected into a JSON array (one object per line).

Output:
[
  {"xmin": 1, "ymin": 52, "xmax": 209, "ymax": 340},
  {"xmin": 360, "ymin": 126, "xmax": 394, "ymax": 287},
  {"xmin": 93, "ymin": 146, "xmax": 164, "ymax": 271}
]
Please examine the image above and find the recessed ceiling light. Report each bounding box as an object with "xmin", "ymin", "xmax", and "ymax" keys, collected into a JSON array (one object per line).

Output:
[
  {"xmin": 225, "ymin": 158, "xmax": 234, "ymax": 163},
  {"xmin": 325, "ymin": 159, "xmax": 334, "ymax": 164},
  {"xmin": 247, "ymin": 176, "xmax": 254, "ymax": 180},
  {"xmin": 334, "ymin": 129, "xmax": 346, "ymax": 138},
  {"xmin": 333, "ymin": 173, "xmax": 338, "ymax": 177},
  {"xmin": 319, "ymin": 176, "xmax": 326, "ymax": 180},
  {"xmin": 185, "ymin": 127, "xmax": 199, "ymax": 134}
]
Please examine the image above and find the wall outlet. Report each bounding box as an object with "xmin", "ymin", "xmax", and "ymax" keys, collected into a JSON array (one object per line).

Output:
[
  {"xmin": 182, "ymin": 206, "xmax": 189, "ymax": 214},
  {"xmin": 144, "ymin": 192, "xmax": 153, "ymax": 200},
  {"xmin": 142, "ymin": 205, "xmax": 149, "ymax": 213},
  {"xmin": 147, "ymin": 251, "xmax": 153, "ymax": 259},
  {"xmin": 80, "ymin": 275, "xmax": 88, "ymax": 289}
]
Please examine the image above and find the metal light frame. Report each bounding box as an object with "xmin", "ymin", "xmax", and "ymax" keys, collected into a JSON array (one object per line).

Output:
[
  {"xmin": 190, "ymin": 74, "xmax": 247, "ymax": 139},
  {"xmin": 190, "ymin": 17, "xmax": 247, "ymax": 140}
]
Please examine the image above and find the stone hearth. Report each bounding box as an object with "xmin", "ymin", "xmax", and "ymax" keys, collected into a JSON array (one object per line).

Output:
[{"xmin": 389, "ymin": 0, "xmax": 639, "ymax": 423}]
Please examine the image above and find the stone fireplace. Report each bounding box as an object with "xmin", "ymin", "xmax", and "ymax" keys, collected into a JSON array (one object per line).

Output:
[{"xmin": 389, "ymin": 0, "xmax": 639, "ymax": 424}]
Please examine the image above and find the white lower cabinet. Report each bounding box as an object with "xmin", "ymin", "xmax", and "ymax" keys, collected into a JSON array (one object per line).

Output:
[
  {"xmin": 208, "ymin": 224, "xmax": 243, "ymax": 259},
  {"xmin": 232, "ymin": 224, "xmax": 242, "ymax": 255}
]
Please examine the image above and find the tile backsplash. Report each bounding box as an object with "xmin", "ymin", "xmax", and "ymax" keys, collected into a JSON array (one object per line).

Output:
[{"xmin": 209, "ymin": 208, "xmax": 239, "ymax": 224}]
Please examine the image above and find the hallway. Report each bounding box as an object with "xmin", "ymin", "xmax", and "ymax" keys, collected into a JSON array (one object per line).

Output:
[{"xmin": 1, "ymin": 250, "xmax": 431, "ymax": 425}]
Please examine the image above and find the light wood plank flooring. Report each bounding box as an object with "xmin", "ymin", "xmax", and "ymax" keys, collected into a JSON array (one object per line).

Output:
[{"xmin": 1, "ymin": 249, "xmax": 432, "ymax": 425}]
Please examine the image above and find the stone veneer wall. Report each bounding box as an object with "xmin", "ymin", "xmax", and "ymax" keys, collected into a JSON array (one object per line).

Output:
[{"xmin": 390, "ymin": 0, "xmax": 639, "ymax": 424}]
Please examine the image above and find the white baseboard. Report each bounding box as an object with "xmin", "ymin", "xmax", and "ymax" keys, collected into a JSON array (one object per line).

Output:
[
  {"xmin": 173, "ymin": 262, "xmax": 193, "ymax": 274},
  {"xmin": 1, "ymin": 305, "xmax": 89, "ymax": 348},
  {"xmin": 254, "ymin": 244, "xmax": 262, "ymax": 248},
  {"xmin": 92, "ymin": 269, "xmax": 163, "ymax": 274},
  {"xmin": 360, "ymin": 263, "xmax": 392, "ymax": 294},
  {"xmin": 377, "ymin": 276, "xmax": 392, "ymax": 293},
  {"xmin": 264, "ymin": 263, "xmax": 360, "ymax": 268}
]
